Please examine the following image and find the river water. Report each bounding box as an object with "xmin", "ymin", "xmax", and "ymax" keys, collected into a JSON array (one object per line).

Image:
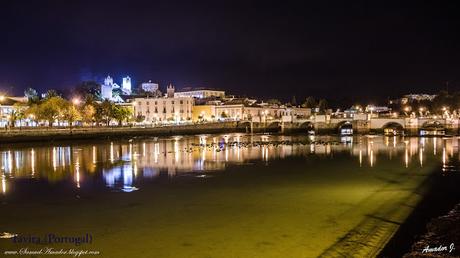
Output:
[{"xmin": 0, "ymin": 134, "xmax": 458, "ymax": 257}]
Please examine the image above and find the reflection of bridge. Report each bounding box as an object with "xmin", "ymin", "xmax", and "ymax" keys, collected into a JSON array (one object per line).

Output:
[{"xmin": 240, "ymin": 116, "xmax": 460, "ymax": 134}]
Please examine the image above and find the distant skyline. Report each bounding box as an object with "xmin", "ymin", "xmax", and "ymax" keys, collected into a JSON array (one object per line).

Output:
[{"xmin": 1, "ymin": 1, "xmax": 460, "ymax": 103}]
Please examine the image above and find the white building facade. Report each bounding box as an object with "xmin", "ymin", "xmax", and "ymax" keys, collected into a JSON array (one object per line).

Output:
[
  {"xmin": 141, "ymin": 81, "xmax": 159, "ymax": 93},
  {"xmin": 192, "ymin": 104, "xmax": 311, "ymax": 122},
  {"xmin": 101, "ymin": 75, "xmax": 132, "ymax": 102},
  {"xmin": 174, "ymin": 89, "xmax": 225, "ymax": 99},
  {"xmin": 133, "ymin": 97, "xmax": 194, "ymax": 124},
  {"xmin": 122, "ymin": 76, "xmax": 132, "ymax": 94}
]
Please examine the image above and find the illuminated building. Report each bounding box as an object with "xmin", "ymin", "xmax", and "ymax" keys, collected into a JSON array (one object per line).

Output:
[
  {"xmin": 101, "ymin": 75, "xmax": 133, "ymax": 102},
  {"xmin": 192, "ymin": 104, "xmax": 310, "ymax": 122},
  {"xmin": 133, "ymin": 85, "xmax": 194, "ymax": 124},
  {"xmin": 122, "ymin": 76, "xmax": 132, "ymax": 94},
  {"xmin": 141, "ymin": 80, "xmax": 159, "ymax": 93},
  {"xmin": 174, "ymin": 89, "xmax": 225, "ymax": 99},
  {"xmin": 166, "ymin": 84, "xmax": 175, "ymax": 98},
  {"xmin": 101, "ymin": 75, "xmax": 114, "ymax": 100}
]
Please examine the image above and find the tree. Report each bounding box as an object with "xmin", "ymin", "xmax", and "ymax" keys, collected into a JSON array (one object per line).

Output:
[
  {"xmin": 99, "ymin": 100, "xmax": 117, "ymax": 126},
  {"xmin": 24, "ymin": 88, "xmax": 39, "ymax": 104},
  {"xmin": 81, "ymin": 104, "xmax": 96, "ymax": 125},
  {"xmin": 38, "ymin": 96, "xmax": 67, "ymax": 126},
  {"xmin": 302, "ymin": 97, "xmax": 316, "ymax": 108},
  {"xmin": 73, "ymin": 81, "xmax": 101, "ymax": 101},
  {"xmin": 112, "ymin": 106, "xmax": 132, "ymax": 126},
  {"xmin": 318, "ymin": 99, "xmax": 328, "ymax": 113},
  {"xmin": 25, "ymin": 104, "xmax": 40, "ymax": 125},
  {"xmin": 9, "ymin": 103, "xmax": 26, "ymax": 127},
  {"xmin": 43, "ymin": 89, "xmax": 59, "ymax": 100},
  {"xmin": 291, "ymin": 96, "xmax": 297, "ymax": 106},
  {"xmin": 135, "ymin": 114, "xmax": 145, "ymax": 123},
  {"xmin": 62, "ymin": 102, "xmax": 81, "ymax": 128},
  {"xmin": 102, "ymin": 100, "xmax": 115, "ymax": 126}
]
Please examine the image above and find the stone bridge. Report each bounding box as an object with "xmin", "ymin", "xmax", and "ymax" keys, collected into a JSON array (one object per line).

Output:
[{"xmin": 241, "ymin": 115, "xmax": 460, "ymax": 135}]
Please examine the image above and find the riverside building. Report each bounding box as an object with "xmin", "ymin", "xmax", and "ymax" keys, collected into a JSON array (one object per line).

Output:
[
  {"xmin": 174, "ymin": 89, "xmax": 225, "ymax": 99},
  {"xmin": 132, "ymin": 85, "xmax": 194, "ymax": 124}
]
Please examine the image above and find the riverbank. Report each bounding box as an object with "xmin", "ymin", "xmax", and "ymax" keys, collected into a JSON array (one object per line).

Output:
[
  {"xmin": 0, "ymin": 122, "xmax": 254, "ymax": 143},
  {"xmin": 404, "ymin": 204, "xmax": 460, "ymax": 257},
  {"xmin": 379, "ymin": 166, "xmax": 460, "ymax": 257},
  {"xmin": 1, "ymin": 122, "xmax": 458, "ymax": 143}
]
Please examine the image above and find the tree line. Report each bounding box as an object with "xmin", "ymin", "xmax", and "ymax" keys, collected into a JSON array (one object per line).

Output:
[{"xmin": 9, "ymin": 89, "xmax": 132, "ymax": 127}]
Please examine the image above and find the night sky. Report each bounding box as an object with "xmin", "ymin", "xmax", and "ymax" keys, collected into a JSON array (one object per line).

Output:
[{"xmin": 1, "ymin": 1, "xmax": 460, "ymax": 103}]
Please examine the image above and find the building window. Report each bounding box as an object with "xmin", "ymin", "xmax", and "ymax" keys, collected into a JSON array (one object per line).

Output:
[
  {"xmin": 172, "ymin": 101, "xmax": 174, "ymax": 105},
  {"xmin": 154, "ymin": 107, "xmax": 158, "ymax": 113},
  {"xmin": 180, "ymin": 100, "xmax": 183, "ymax": 104}
]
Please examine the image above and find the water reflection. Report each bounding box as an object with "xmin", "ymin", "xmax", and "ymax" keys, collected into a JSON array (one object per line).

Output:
[{"xmin": 0, "ymin": 134, "xmax": 459, "ymax": 195}]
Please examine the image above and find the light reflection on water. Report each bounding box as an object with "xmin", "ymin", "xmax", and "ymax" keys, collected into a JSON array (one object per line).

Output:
[{"xmin": 0, "ymin": 134, "xmax": 458, "ymax": 195}]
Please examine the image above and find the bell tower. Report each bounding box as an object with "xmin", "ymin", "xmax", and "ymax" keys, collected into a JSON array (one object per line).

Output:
[{"xmin": 167, "ymin": 84, "xmax": 175, "ymax": 98}]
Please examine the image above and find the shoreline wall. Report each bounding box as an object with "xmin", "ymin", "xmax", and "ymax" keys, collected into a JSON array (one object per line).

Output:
[
  {"xmin": 0, "ymin": 122, "xmax": 246, "ymax": 143},
  {"xmin": 0, "ymin": 122, "xmax": 458, "ymax": 143}
]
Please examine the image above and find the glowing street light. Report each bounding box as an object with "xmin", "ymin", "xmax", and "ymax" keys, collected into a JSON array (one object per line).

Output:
[
  {"xmin": 0, "ymin": 95, "xmax": 5, "ymax": 102},
  {"xmin": 72, "ymin": 98, "xmax": 81, "ymax": 105}
]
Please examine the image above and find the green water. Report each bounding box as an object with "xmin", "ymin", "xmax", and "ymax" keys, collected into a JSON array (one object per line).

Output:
[{"xmin": 0, "ymin": 134, "xmax": 455, "ymax": 257}]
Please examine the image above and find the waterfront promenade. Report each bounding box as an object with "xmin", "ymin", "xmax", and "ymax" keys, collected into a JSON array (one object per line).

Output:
[{"xmin": 0, "ymin": 122, "xmax": 244, "ymax": 143}]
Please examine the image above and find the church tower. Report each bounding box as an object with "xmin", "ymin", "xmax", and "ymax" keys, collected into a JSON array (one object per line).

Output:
[
  {"xmin": 122, "ymin": 76, "xmax": 132, "ymax": 94},
  {"xmin": 167, "ymin": 84, "xmax": 175, "ymax": 98},
  {"xmin": 101, "ymin": 75, "xmax": 113, "ymax": 100}
]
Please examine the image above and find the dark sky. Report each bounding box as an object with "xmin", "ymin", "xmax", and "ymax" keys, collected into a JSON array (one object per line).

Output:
[{"xmin": 1, "ymin": 0, "xmax": 460, "ymax": 103}]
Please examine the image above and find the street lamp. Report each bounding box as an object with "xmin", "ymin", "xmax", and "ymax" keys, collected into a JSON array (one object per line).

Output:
[
  {"xmin": 419, "ymin": 107, "xmax": 425, "ymax": 117},
  {"xmin": 0, "ymin": 95, "xmax": 5, "ymax": 102},
  {"xmin": 72, "ymin": 98, "xmax": 80, "ymax": 105}
]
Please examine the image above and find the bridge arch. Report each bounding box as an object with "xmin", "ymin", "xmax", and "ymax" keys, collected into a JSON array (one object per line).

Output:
[
  {"xmin": 382, "ymin": 122, "xmax": 404, "ymax": 136},
  {"xmin": 267, "ymin": 121, "xmax": 281, "ymax": 128},
  {"xmin": 299, "ymin": 121, "xmax": 314, "ymax": 129},
  {"xmin": 336, "ymin": 121, "xmax": 353, "ymax": 129},
  {"xmin": 238, "ymin": 121, "xmax": 251, "ymax": 133},
  {"xmin": 420, "ymin": 121, "xmax": 446, "ymax": 136},
  {"xmin": 381, "ymin": 122, "xmax": 404, "ymax": 130},
  {"xmin": 337, "ymin": 121, "xmax": 353, "ymax": 135},
  {"xmin": 421, "ymin": 121, "xmax": 444, "ymax": 129},
  {"xmin": 265, "ymin": 121, "xmax": 282, "ymax": 132},
  {"xmin": 299, "ymin": 121, "xmax": 315, "ymax": 134}
]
